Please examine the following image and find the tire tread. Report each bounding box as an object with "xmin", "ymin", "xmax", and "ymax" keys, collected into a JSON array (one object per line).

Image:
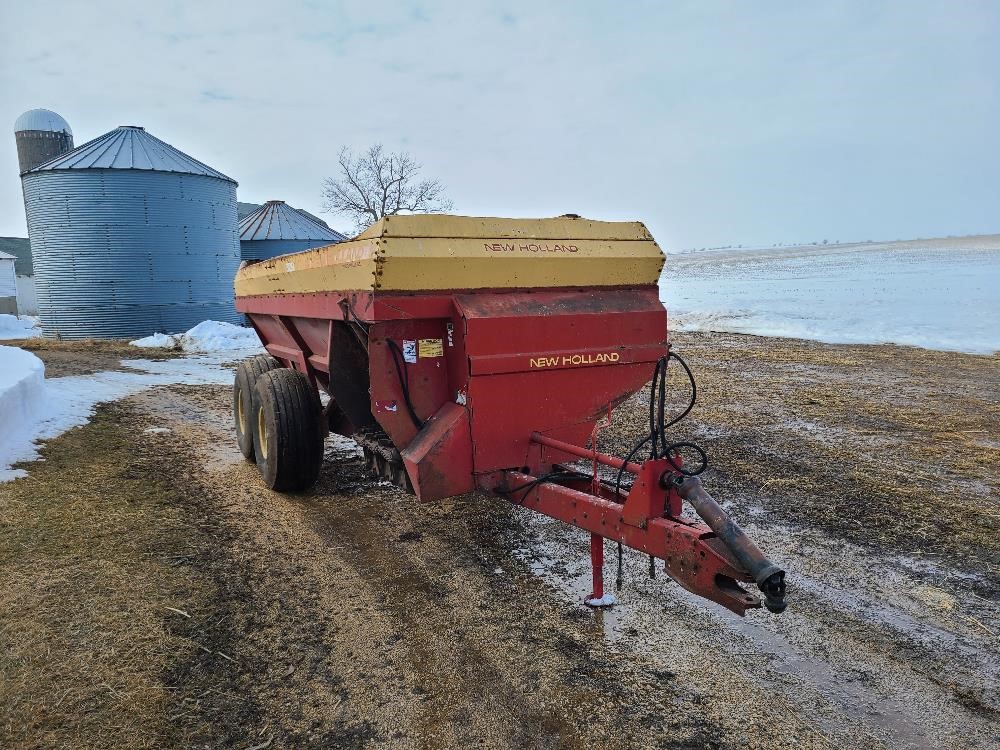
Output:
[
  {"xmin": 233, "ymin": 355, "xmax": 282, "ymax": 460},
  {"xmin": 252, "ymin": 367, "xmax": 324, "ymax": 492}
]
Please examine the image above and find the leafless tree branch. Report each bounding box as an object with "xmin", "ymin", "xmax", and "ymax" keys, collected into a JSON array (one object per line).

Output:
[{"xmin": 321, "ymin": 144, "xmax": 454, "ymax": 234}]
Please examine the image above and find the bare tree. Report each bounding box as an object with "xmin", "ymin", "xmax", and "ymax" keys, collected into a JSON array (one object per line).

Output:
[{"xmin": 321, "ymin": 144, "xmax": 453, "ymax": 233}]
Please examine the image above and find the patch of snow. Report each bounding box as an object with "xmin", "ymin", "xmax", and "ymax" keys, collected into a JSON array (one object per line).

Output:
[
  {"xmin": 327, "ymin": 432, "xmax": 364, "ymax": 457},
  {"xmin": 130, "ymin": 320, "xmax": 262, "ymax": 353},
  {"xmin": 0, "ymin": 346, "xmax": 48, "ymax": 480},
  {"xmin": 0, "ymin": 349, "xmax": 245, "ymax": 482},
  {"xmin": 130, "ymin": 332, "xmax": 177, "ymax": 349},
  {"xmin": 662, "ymin": 243, "xmax": 1000, "ymax": 355},
  {"xmin": 143, "ymin": 427, "xmax": 171, "ymax": 434},
  {"xmin": 585, "ymin": 592, "xmax": 618, "ymax": 607},
  {"xmin": 0, "ymin": 314, "xmax": 41, "ymax": 340}
]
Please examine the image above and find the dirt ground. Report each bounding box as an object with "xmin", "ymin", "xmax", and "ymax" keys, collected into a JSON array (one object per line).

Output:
[{"xmin": 0, "ymin": 332, "xmax": 997, "ymax": 749}]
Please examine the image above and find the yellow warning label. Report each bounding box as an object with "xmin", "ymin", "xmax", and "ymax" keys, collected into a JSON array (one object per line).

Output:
[{"xmin": 418, "ymin": 338, "xmax": 444, "ymax": 358}]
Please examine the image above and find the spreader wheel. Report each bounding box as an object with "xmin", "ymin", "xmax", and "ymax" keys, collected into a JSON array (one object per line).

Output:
[
  {"xmin": 251, "ymin": 368, "xmax": 325, "ymax": 492},
  {"xmin": 233, "ymin": 354, "xmax": 281, "ymax": 460}
]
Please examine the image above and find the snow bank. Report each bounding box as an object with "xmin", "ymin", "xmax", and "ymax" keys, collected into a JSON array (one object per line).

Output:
[
  {"xmin": 0, "ymin": 314, "xmax": 41, "ymax": 340},
  {"xmin": 0, "ymin": 348, "xmax": 247, "ymax": 482},
  {"xmin": 0, "ymin": 346, "xmax": 47, "ymax": 479},
  {"xmin": 130, "ymin": 320, "xmax": 262, "ymax": 353}
]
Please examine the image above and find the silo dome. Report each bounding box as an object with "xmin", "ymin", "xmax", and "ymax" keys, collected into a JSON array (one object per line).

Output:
[
  {"xmin": 239, "ymin": 200, "xmax": 345, "ymax": 261},
  {"xmin": 15, "ymin": 108, "xmax": 73, "ymax": 135},
  {"xmin": 21, "ymin": 125, "xmax": 242, "ymax": 339},
  {"xmin": 14, "ymin": 108, "xmax": 74, "ymax": 173}
]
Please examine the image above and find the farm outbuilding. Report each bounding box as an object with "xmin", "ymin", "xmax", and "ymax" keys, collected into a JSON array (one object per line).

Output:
[
  {"xmin": 0, "ymin": 250, "xmax": 16, "ymax": 314},
  {"xmin": 0, "ymin": 237, "xmax": 34, "ymax": 314},
  {"xmin": 19, "ymin": 124, "xmax": 242, "ymax": 339},
  {"xmin": 239, "ymin": 200, "xmax": 346, "ymax": 261}
]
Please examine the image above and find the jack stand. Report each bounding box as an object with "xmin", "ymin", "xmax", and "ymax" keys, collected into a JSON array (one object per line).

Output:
[{"xmin": 585, "ymin": 533, "xmax": 616, "ymax": 607}]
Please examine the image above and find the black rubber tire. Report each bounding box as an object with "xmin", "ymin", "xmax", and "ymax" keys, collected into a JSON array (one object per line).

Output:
[
  {"xmin": 233, "ymin": 354, "xmax": 281, "ymax": 460},
  {"xmin": 251, "ymin": 368, "xmax": 325, "ymax": 492}
]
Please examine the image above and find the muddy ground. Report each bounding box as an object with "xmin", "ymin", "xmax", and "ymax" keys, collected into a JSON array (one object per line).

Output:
[{"xmin": 0, "ymin": 332, "xmax": 997, "ymax": 749}]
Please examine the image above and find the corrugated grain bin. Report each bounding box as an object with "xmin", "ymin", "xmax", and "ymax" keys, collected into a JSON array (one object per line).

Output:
[
  {"xmin": 239, "ymin": 200, "xmax": 345, "ymax": 261},
  {"xmin": 21, "ymin": 125, "xmax": 241, "ymax": 338}
]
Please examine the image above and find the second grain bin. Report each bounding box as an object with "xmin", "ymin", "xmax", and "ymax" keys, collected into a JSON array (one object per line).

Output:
[
  {"xmin": 20, "ymin": 125, "xmax": 241, "ymax": 338},
  {"xmin": 239, "ymin": 200, "xmax": 345, "ymax": 261}
]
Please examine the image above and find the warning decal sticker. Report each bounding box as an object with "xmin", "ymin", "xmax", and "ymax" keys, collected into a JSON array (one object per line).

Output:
[
  {"xmin": 418, "ymin": 338, "xmax": 444, "ymax": 358},
  {"xmin": 402, "ymin": 340, "xmax": 417, "ymax": 363}
]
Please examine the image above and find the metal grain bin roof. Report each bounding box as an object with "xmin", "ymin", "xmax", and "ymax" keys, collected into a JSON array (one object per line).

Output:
[
  {"xmin": 14, "ymin": 108, "xmax": 73, "ymax": 135},
  {"xmin": 238, "ymin": 201, "xmax": 332, "ymax": 229},
  {"xmin": 27, "ymin": 125, "xmax": 236, "ymax": 183},
  {"xmin": 239, "ymin": 200, "xmax": 345, "ymax": 241}
]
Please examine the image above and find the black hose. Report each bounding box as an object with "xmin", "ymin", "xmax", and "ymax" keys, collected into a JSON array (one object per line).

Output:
[
  {"xmin": 655, "ymin": 356, "xmax": 667, "ymax": 457},
  {"xmin": 613, "ymin": 350, "xmax": 706, "ymax": 499},
  {"xmin": 387, "ymin": 339, "xmax": 425, "ymax": 430},
  {"xmin": 664, "ymin": 441, "xmax": 708, "ymax": 476},
  {"xmin": 648, "ymin": 357, "xmax": 661, "ymax": 456},
  {"xmin": 661, "ymin": 351, "xmax": 697, "ymax": 430}
]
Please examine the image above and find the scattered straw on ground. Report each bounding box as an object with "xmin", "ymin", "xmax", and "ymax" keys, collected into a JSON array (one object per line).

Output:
[
  {"xmin": 11, "ymin": 339, "xmax": 183, "ymax": 377},
  {"xmin": 2, "ymin": 331, "xmax": 997, "ymax": 749},
  {"xmin": 0, "ymin": 402, "xmax": 212, "ymax": 749}
]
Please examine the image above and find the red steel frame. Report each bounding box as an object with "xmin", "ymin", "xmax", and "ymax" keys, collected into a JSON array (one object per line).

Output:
[{"xmin": 238, "ymin": 283, "xmax": 781, "ymax": 615}]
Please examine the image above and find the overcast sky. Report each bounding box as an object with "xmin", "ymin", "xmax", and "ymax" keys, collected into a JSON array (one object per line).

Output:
[{"xmin": 1, "ymin": 1, "xmax": 997, "ymax": 249}]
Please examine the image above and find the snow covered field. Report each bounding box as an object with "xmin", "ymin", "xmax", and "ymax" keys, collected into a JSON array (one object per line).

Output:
[{"xmin": 661, "ymin": 236, "xmax": 1000, "ymax": 355}]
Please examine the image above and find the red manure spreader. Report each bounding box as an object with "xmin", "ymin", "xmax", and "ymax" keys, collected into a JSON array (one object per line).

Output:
[{"xmin": 233, "ymin": 215, "xmax": 786, "ymax": 615}]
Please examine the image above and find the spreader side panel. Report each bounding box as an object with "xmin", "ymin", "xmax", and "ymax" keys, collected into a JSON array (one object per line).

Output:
[{"xmin": 455, "ymin": 288, "xmax": 668, "ymax": 475}]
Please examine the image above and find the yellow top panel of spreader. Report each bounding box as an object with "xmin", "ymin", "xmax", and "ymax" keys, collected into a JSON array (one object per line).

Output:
[{"xmin": 234, "ymin": 214, "xmax": 665, "ymax": 297}]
